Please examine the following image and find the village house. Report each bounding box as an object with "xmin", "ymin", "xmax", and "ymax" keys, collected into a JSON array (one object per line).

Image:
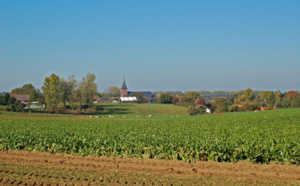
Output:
[
  {"xmin": 10, "ymin": 94, "xmax": 30, "ymax": 105},
  {"xmin": 94, "ymin": 97, "xmax": 111, "ymax": 103}
]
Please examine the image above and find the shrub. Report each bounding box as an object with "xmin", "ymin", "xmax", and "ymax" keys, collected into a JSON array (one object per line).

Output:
[
  {"xmin": 158, "ymin": 93, "xmax": 172, "ymax": 104},
  {"xmin": 55, "ymin": 107, "xmax": 67, "ymax": 114},
  {"xmin": 9, "ymin": 104, "xmax": 16, "ymax": 111},
  {"xmin": 291, "ymin": 97, "xmax": 300, "ymax": 108},
  {"xmin": 172, "ymin": 97, "xmax": 179, "ymax": 104},
  {"xmin": 188, "ymin": 105, "xmax": 207, "ymax": 115},
  {"xmin": 245, "ymin": 102, "xmax": 260, "ymax": 111},
  {"xmin": 82, "ymin": 108, "xmax": 97, "ymax": 115},
  {"xmin": 228, "ymin": 104, "xmax": 239, "ymax": 112},
  {"xmin": 281, "ymin": 100, "xmax": 290, "ymax": 108},
  {"xmin": 14, "ymin": 103, "xmax": 25, "ymax": 112}
]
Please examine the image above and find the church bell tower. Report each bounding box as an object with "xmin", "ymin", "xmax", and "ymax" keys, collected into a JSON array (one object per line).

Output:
[{"xmin": 121, "ymin": 76, "xmax": 128, "ymax": 97}]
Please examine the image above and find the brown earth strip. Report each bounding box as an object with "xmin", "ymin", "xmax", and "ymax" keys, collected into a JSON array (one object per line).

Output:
[{"xmin": 0, "ymin": 150, "xmax": 299, "ymax": 185}]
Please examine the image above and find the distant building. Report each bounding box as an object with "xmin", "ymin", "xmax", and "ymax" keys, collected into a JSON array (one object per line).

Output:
[
  {"xmin": 95, "ymin": 98, "xmax": 111, "ymax": 103},
  {"xmin": 10, "ymin": 94, "xmax": 30, "ymax": 105}
]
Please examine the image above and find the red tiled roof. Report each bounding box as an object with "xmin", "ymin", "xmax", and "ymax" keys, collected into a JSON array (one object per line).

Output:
[
  {"xmin": 15, "ymin": 95, "xmax": 30, "ymax": 101},
  {"xmin": 261, "ymin": 107, "xmax": 270, "ymax": 111}
]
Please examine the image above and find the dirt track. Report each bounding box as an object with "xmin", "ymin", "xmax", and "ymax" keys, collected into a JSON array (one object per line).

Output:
[{"xmin": 0, "ymin": 150, "xmax": 299, "ymax": 185}]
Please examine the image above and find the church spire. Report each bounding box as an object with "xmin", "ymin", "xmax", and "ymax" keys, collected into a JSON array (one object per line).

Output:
[{"xmin": 121, "ymin": 75, "xmax": 127, "ymax": 89}]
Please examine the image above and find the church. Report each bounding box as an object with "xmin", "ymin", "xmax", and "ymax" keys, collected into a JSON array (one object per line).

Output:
[{"xmin": 120, "ymin": 78, "xmax": 155, "ymax": 103}]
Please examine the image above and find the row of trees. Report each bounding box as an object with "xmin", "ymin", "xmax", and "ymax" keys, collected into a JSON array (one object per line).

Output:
[
  {"xmin": 41, "ymin": 73, "xmax": 97, "ymax": 112},
  {"xmin": 156, "ymin": 88, "xmax": 300, "ymax": 115},
  {"xmin": 2, "ymin": 75, "xmax": 299, "ymax": 116},
  {"xmin": 207, "ymin": 89, "xmax": 300, "ymax": 114}
]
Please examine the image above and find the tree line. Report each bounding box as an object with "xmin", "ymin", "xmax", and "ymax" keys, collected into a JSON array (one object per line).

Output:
[
  {"xmin": 1, "ymin": 75, "xmax": 300, "ymax": 116},
  {"xmin": 156, "ymin": 88, "xmax": 300, "ymax": 115}
]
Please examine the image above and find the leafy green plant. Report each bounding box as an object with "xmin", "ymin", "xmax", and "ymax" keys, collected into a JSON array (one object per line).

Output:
[{"xmin": 0, "ymin": 109, "xmax": 299, "ymax": 165}]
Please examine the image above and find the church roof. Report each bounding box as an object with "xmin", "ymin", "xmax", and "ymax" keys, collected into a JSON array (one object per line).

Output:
[{"xmin": 127, "ymin": 91, "xmax": 154, "ymax": 99}]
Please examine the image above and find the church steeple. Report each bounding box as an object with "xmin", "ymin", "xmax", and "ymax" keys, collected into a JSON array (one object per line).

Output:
[
  {"xmin": 121, "ymin": 76, "xmax": 128, "ymax": 97},
  {"xmin": 121, "ymin": 76, "xmax": 127, "ymax": 89}
]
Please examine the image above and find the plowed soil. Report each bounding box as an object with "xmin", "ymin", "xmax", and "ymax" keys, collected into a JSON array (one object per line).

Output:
[{"xmin": 0, "ymin": 150, "xmax": 299, "ymax": 185}]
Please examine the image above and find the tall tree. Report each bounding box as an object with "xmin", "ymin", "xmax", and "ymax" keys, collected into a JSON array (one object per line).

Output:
[
  {"xmin": 80, "ymin": 73, "xmax": 97, "ymax": 107},
  {"xmin": 42, "ymin": 74, "xmax": 60, "ymax": 111},
  {"xmin": 260, "ymin": 91, "xmax": 276, "ymax": 106},
  {"xmin": 59, "ymin": 78, "xmax": 68, "ymax": 106},
  {"xmin": 213, "ymin": 98, "xmax": 229, "ymax": 113},
  {"xmin": 66, "ymin": 75, "xmax": 77, "ymax": 110},
  {"xmin": 238, "ymin": 88, "xmax": 255, "ymax": 103},
  {"xmin": 275, "ymin": 91, "xmax": 282, "ymax": 106},
  {"xmin": 185, "ymin": 91, "xmax": 200, "ymax": 99},
  {"xmin": 0, "ymin": 93, "xmax": 10, "ymax": 105}
]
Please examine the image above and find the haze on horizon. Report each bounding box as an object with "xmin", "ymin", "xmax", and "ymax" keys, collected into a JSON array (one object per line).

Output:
[{"xmin": 0, "ymin": 1, "xmax": 299, "ymax": 93}]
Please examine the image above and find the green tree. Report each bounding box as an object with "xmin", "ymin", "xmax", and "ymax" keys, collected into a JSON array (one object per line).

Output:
[
  {"xmin": 80, "ymin": 73, "xmax": 97, "ymax": 107},
  {"xmin": 266, "ymin": 91, "xmax": 276, "ymax": 106},
  {"xmin": 66, "ymin": 75, "xmax": 77, "ymax": 110},
  {"xmin": 7, "ymin": 97, "xmax": 16, "ymax": 105},
  {"xmin": 275, "ymin": 91, "xmax": 282, "ymax": 105},
  {"xmin": 188, "ymin": 105, "xmax": 206, "ymax": 115},
  {"xmin": 157, "ymin": 92, "xmax": 172, "ymax": 104},
  {"xmin": 59, "ymin": 77, "xmax": 77, "ymax": 107},
  {"xmin": 0, "ymin": 95, "xmax": 4, "ymax": 105},
  {"xmin": 42, "ymin": 74, "xmax": 61, "ymax": 111},
  {"xmin": 185, "ymin": 91, "xmax": 200, "ymax": 99},
  {"xmin": 59, "ymin": 78, "xmax": 69, "ymax": 106},
  {"xmin": 245, "ymin": 102, "xmax": 260, "ymax": 111},
  {"xmin": 228, "ymin": 104, "xmax": 239, "ymax": 112},
  {"xmin": 213, "ymin": 98, "xmax": 229, "ymax": 113},
  {"xmin": 0, "ymin": 93, "xmax": 10, "ymax": 105},
  {"xmin": 260, "ymin": 91, "xmax": 276, "ymax": 106},
  {"xmin": 281, "ymin": 99, "xmax": 290, "ymax": 108},
  {"xmin": 238, "ymin": 88, "xmax": 255, "ymax": 102},
  {"xmin": 291, "ymin": 97, "xmax": 300, "ymax": 108}
]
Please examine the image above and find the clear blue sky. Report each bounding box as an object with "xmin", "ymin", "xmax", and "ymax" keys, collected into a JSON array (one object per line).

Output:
[{"xmin": 1, "ymin": 0, "xmax": 299, "ymax": 93}]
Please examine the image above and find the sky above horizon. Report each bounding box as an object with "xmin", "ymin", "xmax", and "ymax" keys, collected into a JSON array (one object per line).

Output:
[{"xmin": 0, "ymin": 1, "xmax": 299, "ymax": 93}]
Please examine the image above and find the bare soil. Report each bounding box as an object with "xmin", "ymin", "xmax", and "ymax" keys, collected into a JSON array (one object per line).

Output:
[{"xmin": 0, "ymin": 150, "xmax": 299, "ymax": 185}]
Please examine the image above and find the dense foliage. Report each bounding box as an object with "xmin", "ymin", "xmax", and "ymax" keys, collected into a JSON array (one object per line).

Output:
[{"xmin": 0, "ymin": 109, "xmax": 299, "ymax": 165}]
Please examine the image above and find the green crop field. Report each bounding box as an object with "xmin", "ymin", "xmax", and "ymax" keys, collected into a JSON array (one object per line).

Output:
[{"xmin": 0, "ymin": 108, "xmax": 299, "ymax": 165}]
